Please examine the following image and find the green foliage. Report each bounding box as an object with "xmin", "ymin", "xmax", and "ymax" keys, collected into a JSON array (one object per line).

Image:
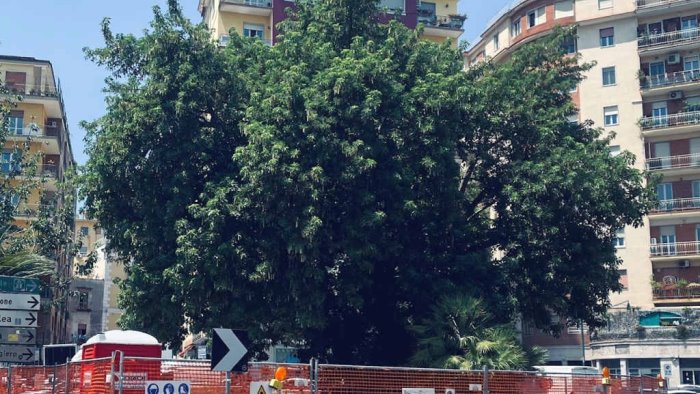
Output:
[
  {"xmin": 80, "ymin": 0, "xmax": 654, "ymax": 365},
  {"xmin": 411, "ymin": 296, "xmax": 531, "ymax": 370}
]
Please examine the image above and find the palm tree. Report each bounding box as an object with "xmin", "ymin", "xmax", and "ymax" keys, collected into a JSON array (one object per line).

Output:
[
  {"xmin": 0, "ymin": 251, "xmax": 54, "ymax": 278},
  {"xmin": 410, "ymin": 295, "xmax": 542, "ymax": 370}
]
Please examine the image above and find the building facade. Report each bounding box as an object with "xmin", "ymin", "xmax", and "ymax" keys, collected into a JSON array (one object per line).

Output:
[
  {"xmin": 0, "ymin": 55, "xmax": 76, "ymax": 345},
  {"xmin": 467, "ymin": 0, "xmax": 700, "ymax": 387},
  {"xmin": 197, "ymin": 0, "xmax": 465, "ymax": 48}
]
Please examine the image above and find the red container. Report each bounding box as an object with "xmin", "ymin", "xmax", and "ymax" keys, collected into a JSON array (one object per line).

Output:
[{"xmin": 78, "ymin": 330, "xmax": 162, "ymax": 394}]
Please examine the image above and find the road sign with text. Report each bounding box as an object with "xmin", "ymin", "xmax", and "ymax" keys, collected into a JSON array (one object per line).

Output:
[
  {"xmin": 0, "ymin": 293, "xmax": 40, "ymax": 311},
  {"xmin": 0, "ymin": 276, "xmax": 40, "ymax": 294},
  {"xmin": 0, "ymin": 311, "xmax": 37, "ymax": 327},
  {"xmin": 0, "ymin": 328, "xmax": 35, "ymax": 344},
  {"xmin": 0, "ymin": 345, "xmax": 37, "ymax": 363}
]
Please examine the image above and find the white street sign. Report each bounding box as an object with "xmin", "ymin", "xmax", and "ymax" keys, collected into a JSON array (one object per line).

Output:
[
  {"xmin": 145, "ymin": 381, "xmax": 190, "ymax": 394},
  {"xmin": 402, "ymin": 389, "xmax": 435, "ymax": 394},
  {"xmin": 0, "ymin": 310, "xmax": 37, "ymax": 327},
  {"xmin": 211, "ymin": 328, "xmax": 248, "ymax": 372},
  {"xmin": 0, "ymin": 293, "xmax": 40, "ymax": 311},
  {"xmin": 250, "ymin": 381, "xmax": 272, "ymax": 394},
  {"xmin": 0, "ymin": 345, "xmax": 37, "ymax": 363}
]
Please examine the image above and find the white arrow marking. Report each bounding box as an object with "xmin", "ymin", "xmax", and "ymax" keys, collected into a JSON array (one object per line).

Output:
[{"xmin": 213, "ymin": 329, "xmax": 247, "ymax": 371}]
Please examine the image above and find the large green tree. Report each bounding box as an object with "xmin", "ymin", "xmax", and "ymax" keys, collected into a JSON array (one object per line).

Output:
[{"xmin": 81, "ymin": 0, "xmax": 654, "ymax": 365}]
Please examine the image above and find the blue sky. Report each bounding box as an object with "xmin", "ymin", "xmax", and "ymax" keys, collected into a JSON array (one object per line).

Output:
[{"xmin": 0, "ymin": 0, "xmax": 511, "ymax": 165}]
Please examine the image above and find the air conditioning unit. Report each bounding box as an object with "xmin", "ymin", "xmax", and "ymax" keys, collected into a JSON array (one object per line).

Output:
[
  {"xmin": 668, "ymin": 52, "xmax": 681, "ymax": 64},
  {"xmin": 679, "ymin": 260, "xmax": 691, "ymax": 268},
  {"xmin": 46, "ymin": 120, "xmax": 57, "ymax": 128},
  {"xmin": 670, "ymin": 90, "xmax": 684, "ymax": 99}
]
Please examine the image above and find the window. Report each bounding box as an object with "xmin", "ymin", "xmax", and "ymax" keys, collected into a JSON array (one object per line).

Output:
[
  {"xmin": 0, "ymin": 152, "xmax": 19, "ymax": 173},
  {"xmin": 604, "ymin": 106, "xmax": 619, "ymax": 126},
  {"xmin": 614, "ymin": 229, "xmax": 625, "ymax": 248},
  {"xmin": 79, "ymin": 246, "xmax": 88, "ymax": 256},
  {"xmin": 602, "ymin": 67, "xmax": 616, "ymax": 86},
  {"xmin": 379, "ymin": 0, "xmax": 404, "ymax": 12},
  {"xmin": 78, "ymin": 291, "xmax": 89, "ymax": 310},
  {"xmin": 567, "ymin": 321, "xmax": 588, "ymax": 334},
  {"xmin": 77, "ymin": 323, "xmax": 87, "ymax": 336},
  {"xmin": 511, "ymin": 18, "xmax": 521, "ymax": 37},
  {"xmin": 493, "ymin": 34, "xmax": 499, "ymax": 50},
  {"xmin": 687, "ymin": 96, "xmax": 700, "ymax": 112},
  {"xmin": 80, "ymin": 226, "xmax": 89, "ymax": 237},
  {"xmin": 562, "ymin": 36, "xmax": 577, "ymax": 54},
  {"xmin": 600, "ymin": 27, "xmax": 614, "ymax": 47},
  {"xmin": 243, "ymin": 23, "xmax": 264, "ymax": 39},
  {"xmin": 567, "ymin": 114, "xmax": 579, "ymax": 124},
  {"xmin": 685, "ymin": 56, "xmax": 700, "ymax": 72},
  {"xmin": 554, "ymin": 0, "xmax": 574, "ymax": 19},
  {"xmin": 527, "ymin": 7, "xmax": 546, "ymax": 28},
  {"xmin": 609, "ymin": 145, "xmax": 621, "ymax": 156},
  {"xmin": 618, "ymin": 269, "xmax": 628, "ymax": 289},
  {"xmin": 7, "ymin": 113, "xmax": 23, "ymax": 135},
  {"xmin": 599, "ymin": 0, "xmax": 613, "ymax": 9}
]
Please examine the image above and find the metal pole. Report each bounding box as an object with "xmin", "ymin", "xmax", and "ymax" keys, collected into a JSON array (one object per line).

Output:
[
  {"xmin": 225, "ymin": 371, "xmax": 231, "ymax": 394},
  {"xmin": 64, "ymin": 361, "xmax": 69, "ymax": 394},
  {"xmin": 7, "ymin": 365, "xmax": 11, "ymax": 394},
  {"xmin": 310, "ymin": 358, "xmax": 318, "ymax": 394},
  {"xmin": 51, "ymin": 363, "xmax": 57, "ymax": 394},
  {"xmin": 482, "ymin": 365, "xmax": 489, "ymax": 394},
  {"xmin": 118, "ymin": 351, "xmax": 124, "ymax": 394},
  {"xmin": 580, "ymin": 320, "xmax": 586, "ymax": 365}
]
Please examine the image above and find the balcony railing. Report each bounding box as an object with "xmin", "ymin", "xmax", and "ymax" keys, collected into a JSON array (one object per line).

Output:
[
  {"xmin": 637, "ymin": 0, "xmax": 700, "ymax": 9},
  {"xmin": 640, "ymin": 69, "xmax": 700, "ymax": 89},
  {"xmin": 221, "ymin": 0, "xmax": 271, "ymax": 7},
  {"xmin": 638, "ymin": 26, "xmax": 700, "ymax": 49},
  {"xmin": 640, "ymin": 110, "xmax": 700, "ymax": 130},
  {"xmin": 646, "ymin": 153, "xmax": 700, "ymax": 170},
  {"xmin": 418, "ymin": 13, "xmax": 467, "ymax": 30},
  {"xmin": 12, "ymin": 204, "xmax": 50, "ymax": 218},
  {"xmin": 653, "ymin": 286, "xmax": 700, "ymax": 300},
  {"xmin": 218, "ymin": 35, "xmax": 272, "ymax": 46},
  {"xmin": 3, "ymin": 83, "xmax": 58, "ymax": 98},
  {"xmin": 652, "ymin": 197, "xmax": 700, "ymax": 213},
  {"xmin": 5, "ymin": 126, "xmax": 57, "ymax": 138},
  {"xmin": 1, "ymin": 164, "xmax": 58, "ymax": 178},
  {"xmin": 651, "ymin": 241, "xmax": 700, "ymax": 256}
]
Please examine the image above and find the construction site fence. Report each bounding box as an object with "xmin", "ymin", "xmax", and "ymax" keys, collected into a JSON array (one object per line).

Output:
[{"xmin": 0, "ymin": 355, "xmax": 668, "ymax": 394}]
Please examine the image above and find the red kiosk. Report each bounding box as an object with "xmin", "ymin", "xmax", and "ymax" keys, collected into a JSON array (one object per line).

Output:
[{"xmin": 75, "ymin": 330, "xmax": 162, "ymax": 393}]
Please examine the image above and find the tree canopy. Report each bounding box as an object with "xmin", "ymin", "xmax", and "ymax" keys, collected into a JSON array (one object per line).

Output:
[{"xmin": 81, "ymin": 0, "xmax": 654, "ymax": 366}]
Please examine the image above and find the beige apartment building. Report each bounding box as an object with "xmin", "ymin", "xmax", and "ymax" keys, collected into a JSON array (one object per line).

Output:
[
  {"xmin": 1, "ymin": 55, "xmax": 76, "ymax": 345},
  {"xmin": 467, "ymin": 0, "xmax": 700, "ymax": 386},
  {"xmin": 198, "ymin": 0, "xmax": 465, "ymax": 48}
]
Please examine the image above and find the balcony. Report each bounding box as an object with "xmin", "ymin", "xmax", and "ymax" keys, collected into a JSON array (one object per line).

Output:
[
  {"xmin": 651, "ymin": 197, "xmax": 700, "ymax": 215},
  {"xmin": 653, "ymin": 286, "xmax": 700, "ymax": 302},
  {"xmin": 1, "ymin": 164, "xmax": 58, "ymax": 179},
  {"xmin": 219, "ymin": 0, "xmax": 272, "ymax": 16},
  {"xmin": 637, "ymin": 0, "xmax": 700, "ymax": 14},
  {"xmin": 12, "ymin": 204, "xmax": 50, "ymax": 219},
  {"xmin": 2, "ymin": 82, "xmax": 58, "ymax": 99},
  {"xmin": 651, "ymin": 241, "xmax": 700, "ymax": 258},
  {"xmin": 638, "ymin": 27, "xmax": 700, "ymax": 52},
  {"xmin": 640, "ymin": 69, "xmax": 700, "ymax": 94},
  {"xmin": 418, "ymin": 11, "xmax": 466, "ymax": 38},
  {"xmin": 640, "ymin": 111, "xmax": 700, "ymax": 136},
  {"xmin": 646, "ymin": 153, "xmax": 700, "ymax": 173},
  {"xmin": 6, "ymin": 127, "xmax": 60, "ymax": 154}
]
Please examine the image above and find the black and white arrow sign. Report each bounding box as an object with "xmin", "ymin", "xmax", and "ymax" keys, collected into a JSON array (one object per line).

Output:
[
  {"xmin": 0, "ymin": 311, "xmax": 37, "ymax": 327},
  {"xmin": 211, "ymin": 328, "xmax": 249, "ymax": 372},
  {"xmin": 0, "ymin": 293, "xmax": 40, "ymax": 311}
]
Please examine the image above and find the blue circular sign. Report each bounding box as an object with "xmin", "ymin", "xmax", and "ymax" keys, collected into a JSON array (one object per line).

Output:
[{"xmin": 164, "ymin": 383, "xmax": 175, "ymax": 394}]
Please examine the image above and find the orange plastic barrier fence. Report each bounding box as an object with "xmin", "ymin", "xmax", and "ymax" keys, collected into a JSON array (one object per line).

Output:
[{"xmin": 0, "ymin": 358, "xmax": 667, "ymax": 394}]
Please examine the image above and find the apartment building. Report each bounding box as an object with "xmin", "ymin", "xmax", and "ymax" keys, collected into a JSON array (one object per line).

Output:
[
  {"xmin": 0, "ymin": 55, "xmax": 76, "ymax": 345},
  {"xmin": 197, "ymin": 0, "xmax": 465, "ymax": 48},
  {"xmin": 468, "ymin": 0, "xmax": 700, "ymax": 386}
]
